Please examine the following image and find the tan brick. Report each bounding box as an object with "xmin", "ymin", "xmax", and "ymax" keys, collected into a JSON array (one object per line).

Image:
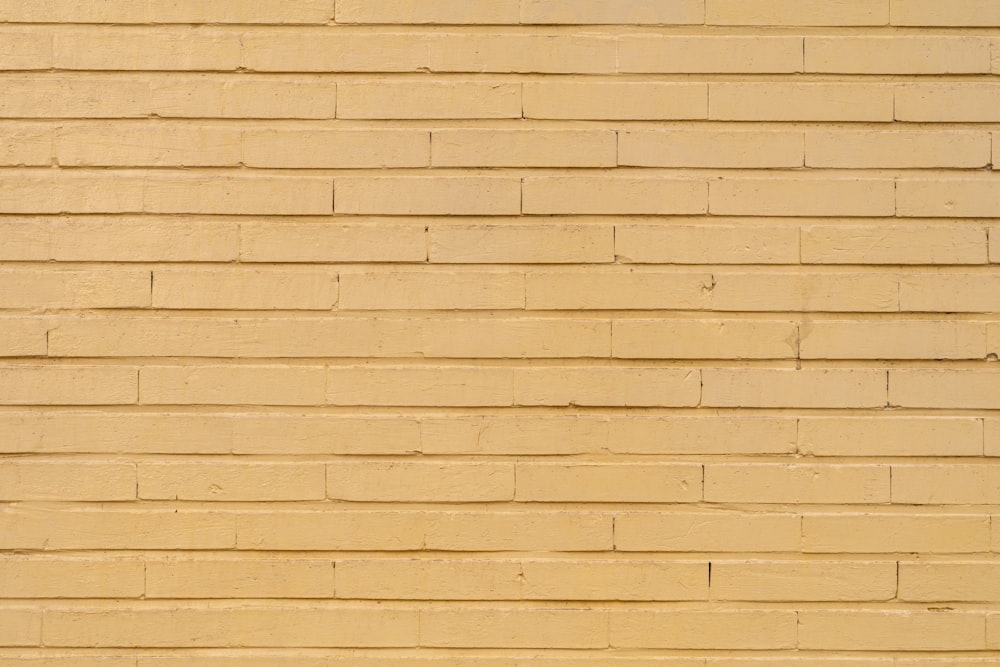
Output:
[
  {"xmin": 0, "ymin": 318, "xmax": 47, "ymax": 356},
  {"xmin": 243, "ymin": 32, "xmax": 427, "ymax": 72},
  {"xmin": 0, "ymin": 124, "xmax": 51, "ymax": 165},
  {"xmin": 802, "ymin": 514, "xmax": 990, "ymax": 553},
  {"xmin": 892, "ymin": 465, "xmax": 1000, "ymax": 504},
  {"xmin": 611, "ymin": 417, "xmax": 796, "ymax": 455},
  {"xmin": 516, "ymin": 367, "xmax": 700, "ymax": 407},
  {"xmin": 429, "ymin": 223, "xmax": 612, "ymax": 263},
  {"xmin": 524, "ymin": 177, "xmax": 706, "ymax": 215},
  {"xmin": 616, "ymin": 224, "xmax": 799, "ymax": 264},
  {"xmin": 516, "ymin": 463, "xmax": 701, "ymax": 503},
  {"xmin": 430, "ymin": 34, "xmax": 614, "ymax": 73},
  {"xmin": 148, "ymin": 0, "xmax": 334, "ymax": 23},
  {"xmin": 994, "ymin": 615, "xmax": 1000, "ymax": 648},
  {"xmin": 336, "ymin": 177, "xmax": 519, "ymax": 215},
  {"xmin": 327, "ymin": 366, "xmax": 513, "ymax": 406},
  {"xmin": 0, "ymin": 30, "xmax": 51, "ymax": 69},
  {"xmin": 138, "ymin": 659, "xmax": 333, "ymax": 667},
  {"xmin": 0, "ymin": 412, "xmax": 44, "ymax": 453},
  {"xmin": 146, "ymin": 175, "xmax": 331, "ymax": 215},
  {"xmin": 244, "ymin": 129, "xmax": 428, "ymax": 168},
  {"xmin": 802, "ymin": 224, "xmax": 989, "ymax": 264},
  {"xmin": 52, "ymin": 219, "xmax": 238, "ymax": 262},
  {"xmin": 891, "ymin": 370, "xmax": 1000, "ymax": 409},
  {"xmin": 425, "ymin": 512, "xmax": 612, "ymax": 551},
  {"xmin": 0, "ymin": 557, "xmax": 143, "ymax": 598},
  {"xmin": 151, "ymin": 77, "xmax": 336, "ymax": 119},
  {"xmin": 616, "ymin": 513, "xmax": 800, "ymax": 552},
  {"xmin": 0, "ymin": 461, "xmax": 135, "ymax": 501},
  {"xmin": 898, "ymin": 180, "xmax": 1000, "ymax": 218},
  {"xmin": 703, "ymin": 369, "xmax": 886, "ymax": 408},
  {"xmin": 524, "ymin": 82, "xmax": 707, "ymax": 120},
  {"xmin": 711, "ymin": 83, "xmax": 893, "ymax": 121},
  {"xmin": 614, "ymin": 319, "xmax": 797, "ymax": 360},
  {"xmin": 54, "ymin": 28, "xmax": 240, "ymax": 70},
  {"xmin": 801, "ymin": 321, "xmax": 987, "ymax": 360},
  {"xmin": 337, "ymin": 0, "xmax": 517, "ymax": 23},
  {"xmin": 421, "ymin": 416, "xmax": 609, "ymax": 455},
  {"xmin": 621, "ymin": 36, "xmax": 802, "ymax": 73},
  {"xmin": 0, "ymin": 172, "xmax": 145, "ymax": 213},
  {"xmin": 0, "ymin": 75, "xmax": 149, "ymax": 118},
  {"xmin": 229, "ymin": 415, "xmax": 419, "ymax": 455},
  {"xmin": 896, "ymin": 84, "xmax": 1000, "ymax": 122},
  {"xmin": 139, "ymin": 462, "xmax": 325, "ymax": 501},
  {"xmin": 432, "ymin": 130, "xmax": 614, "ymax": 168},
  {"xmin": 711, "ymin": 272, "xmax": 899, "ymax": 312},
  {"xmin": 146, "ymin": 558, "xmax": 335, "ymax": 598},
  {"xmin": 339, "ymin": 271, "xmax": 522, "ymax": 310},
  {"xmin": 897, "ymin": 659, "xmax": 1000, "ymax": 667},
  {"xmin": 406, "ymin": 316, "xmax": 613, "ymax": 359},
  {"xmin": 708, "ymin": 464, "xmax": 889, "ymax": 504},
  {"xmin": 0, "ymin": 506, "xmax": 234, "ymax": 549},
  {"xmin": 526, "ymin": 560, "xmax": 707, "ymax": 601},
  {"xmin": 892, "ymin": 0, "xmax": 1000, "ymax": 26},
  {"xmin": 241, "ymin": 222, "xmax": 425, "ymax": 263},
  {"xmin": 43, "ymin": 606, "xmax": 418, "ymax": 647},
  {"xmin": 900, "ymin": 562, "xmax": 1000, "ymax": 601},
  {"xmin": 0, "ymin": 267, "xmax": 149, "ymax": 308},
  {"xmin": 712, "ymin": 561, "xmax": 896, "ymax": 601},
  {"xmin": 0, "ymin": 0, "xmax": 146, "ymax": 21},
  {"xmin": 988, "ymin": 419, "xmax": 1000, "ymax": 457},
  {"xmin": 798, "ymin": 611, "xmax": 985, "ymax": 650},
  {"xmin": 620, "ymin": 131, "xmax": 802, "ymax": 168},
  {"xmin": 807, "ymin": 37, "xmax": 989, "ymax": 73},
  {"xmin": 712, "ymin": 660, "xmax": 892, "ymax": 667},
  {"xmin": 152, "ymin": 268, "xmax": 337, "ymax": 310},
  {"xmin": 140, "ymin": 366, "xmax": 326, "ymax": 406},
  {"xmin": 422, "ymin": 609, "xmax": 607, "ymax": 648},
  {"xmin": 901, "ymin": 274, "xmax": 1000, "ymax": 312},
  {"xmin": 521, "ymin": 0, "xmax": 704, "ymax": 24},
  {"xmin": 612, "ymin": 610, "xmax": 796, "ymax": 649},
  {"xmin": 806, "ymin": 131, "xmax": 990, "ymax": 168},
  {"xmin": 56, "ymin": 123, "xmax": 240, "ymax": 167},
  {"xmin": 800, "ymin": 417, "xmax": 983, "ymax": 457},
  {"xmin": 327, "ymin": 461, "xmax": 514, "ymax": 502},
  {"xmin": 527, "ymin": 271, "xmax": 712, "ymax": 309},
  {"xmin": 0, "ymin": 366, "xmax": 136, "ymax": 405},
  {"xmin": 711, "ymin": 178, "xmax": 894, "ymax": 216},
  {"xmin": 0, "ymin": 608, "xmax": 41, "ymax": 646},
  {"xmin": 708, "ymin": 0, "xmax": 888, "ymax": 25},
  {"xmin": 337, "ymin": 559, "xmax": 522, "ymax": 600},
  {"xmin": 338, "ymin": 82, "xmax": 520, "ymax": 119},
  {"xmin": 0, "ymin": 221, "xmax": 49, "ymax": 260},
  {"xmin": 237, "ymin": 511, "xmax": 425, "ymax": 550}
]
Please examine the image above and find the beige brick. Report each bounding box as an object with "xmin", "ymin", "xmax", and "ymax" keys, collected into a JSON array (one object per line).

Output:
[
  {"xmin": 340, "ymin": 271, "xmax": 522, "ymax": 310},
  {"xmin": 994, "ymin": 615, "xmax": 1000, "ymax": 648},
  {"xmin": 703, "ymin": 369, "xmax": 886, "ymax": 408},
  {"xmin": 612, "ymin": 611, "xmax": 796, "ymax": 649},
  {"xmin": 621, "ymin": 36, "xmax": 802, "ymax": 73},
  {"xmin": 524, "ymin": 177, "xmax": 706, "ymax": 216},
  {"xmin": 140, "ymin": 366, "xmax": 326, "ymax": 406},
  {"xmin": 244, "ymin": 129, "xmax": 428, "ymax": 168},
  {"xmin": 611, "ymin": 417, "xmax": 796, "ymax": 455},
  {"xmin": 616, "ymin": 224, "xmax": 799, "ymax": 264},
  {"xmin": 148, "ymin": 0, "xmax": 335, "ymax": 23},
  {"xmin": 338, "ymin": 82, "xmax": 520, "ymax": 119},
  {"xmin": 0, "ymin": 30, "xmax": 51, "ymax": 69},
  {"xmin": 337, "ymin": 559, "xmax": 522, "ymax": 600},
  {"xmin": 52, "ymin": 219, "xmax": 238, "ymax": 262},
  {"xmin": 988, "ymin": 419, "xmax": 1000, "ymax": 457},
  {"xmin": 712, "ymin": 561, "xmax": 896, "ymax": 601},
  {"xmin": 800, "ymin": 417, "xmax": 983, "ymax": 457},
  {"xmin": 0, "ymin": 506, "xmax": 234, "ymax": 549},
  {"xmin": 237, "ymin": 511, "xmax": 425, "ymax": 550},
  {"xmin": 524, "ymin": 82, "xmax": 707, "ymax": 120},
  {"xmin": 708, "ymin": 0, "xmax": 888, "ymax": 25},
  {"xmin": 430, "ymin": 34, "xmax": 615, "ymax": 73},
  {"xmin": 139, "ymin": 462, "xmax": 325, "ymax": 501},
  {"xmin": 0, "ymin": 124, "xmax": 51, "ymax": 165},
  {"xmin": 801, "ymin": 321, "xmax": 987, "ymax": 359},
  {"xmin": 146, "ymin": 558, "xmax": 335, "ymax": 598},
  {"xmin": 802, "ymin": 224, "xmax": 989, "ymax": 264},
  {"xmin": 0, "ymin": 221, "xmax": 49, "ymax": 260},
  {"xmin": 893, "ymin": 465, "xmax": 1000, "ymax": 504},
  {"xmin": 712, "ymin": 659, "xmax": 892, "ymax": 667},
  {"xmin": 0, "ymin": 267, "xmax": 149, "ymax": 308},
  {"xmin": 243, "ymin": 32, "xmax": 427, "ymax": 72},
  {"xmin": 151, "ymin": 77, "xmax": 336, "ymax": 119},
  {"xmin": 421, "ymin": 609, "xmax": 607, "ymax": 648},
  {"xmin": 336, "ymin": 177, "xmax": 519, "ymax": 215},
  {"xmin": 0, "ymin": 75, "xmax": 149, "ymax": 118},
  {"xmin": 327, "ymin": 461, "xmax": 514, "ymax": 502},
  {"xmin": 807, "ymin": 37, "xmax": 989, "ymax": 73},
  {"xmin": 152, "ymin": 268, "xmax": 337, "ymax": 310},
  {"xmin": 0, "ymin": 608, "xmax": 41, "ymax": 646},
  {"xmin": 0, "ymin": 172, "xmax": 145, "ymax": 213},
  {"xmin": 901, "ymin": 274, "xmax": 1000, "ymax": 312},
  {"xmin": 708, "ymin": 464, "xmax": 889, "ymax": 504},
  {"xmin": 0, "ymin": 318, "xmax": 47, "ymax": 356},
  {"xmin": 711, "ymin": 178, "xmax": 894, "ymax": 216},
  {"xmin": 138, "ymin": 659, "xmax": 335, "ymax": 667},
  {"xmin": 0, "ymin": 557, "xmax": 143, "ymax": 598},
  {"xmin": 0, "ymin": 366, "xmax": 136, "ymax": 405},
  {"xmin": 896, "ymin": 84, "xmax": 1000, "ymax": 122},
  {"xmin": 798, "ymin": 611, "xmax": 985, "ymax": 650},
  {"xmin": 228, "ymin": 415, "xmax": 419, "ymax": 455},
  {"xmin": 521, "ymin": 0, "xmax": 704, "ymax": 24},
  {"xmin": 146, "ymin": 175, "xmax": 332, "ymax": 215},
  {"xmin": 516, "ymin": 367, "xmax": 700, "ymax": 407},
  {"xmin": 526, "ymin": 560, "xmax": 707, "ymax": 601},
  {"xmin": 898, "ymin": 180, "xmax": 1000, "ymax": 218},
  {"xmin": 432, "ymin": 130, "xmax": 614, "ymax": 168},
  {"xmin": 892, "ymin": 0, "xmax": 1000, "ymax": 26},
  {"xmin": 0, "ymin": 412, "xmax": 47, "ymax": 453},
  {"xmin": 899, "ymin": 562, "xmax": 1000, "ymax": 601},
  {"xmin": 56, "ymin": 123, "xmax": 239, "ymax": 167},
  {"xmin": 620, "ymin": 131, "xmax": 803, "ymax": 168},
  {"xmin": 616, "ymin": 513, "xmax": 800, "ymax": 552},
  {"xmin": 527, "ymin": 271, "xmax": 712, "ymax": 310},
  {"xmin": 516, "ymin": 463, "xmax": 702, "ymax": 503},
  {"xmin": 241, "ymin": 222, "xmax": 425, "ymax": 263},
  {"xmin": 614, "ymin": 319, "xmax": 797, "ymax": 360},
  {"xmin": 802, "ymin": 514, "xmax": 990, "ymax": 553},
  {"xmin": 0, "ymin": 0, "xmax": 146, "ymax": 22},
  {"xmin": 711, "ymin": 83, "xmax": 893, "ymax": 121},
  {"xmin": 711, "ymin": 272, "xmax": 899, "ymax": 312},
  {"xmin": 897, "ymin": 659, "xmax": 1000, "ymax": 667},
  {"xmin": 891, "ymin": 370, "xmax": 1000, "ymax": 409},
  {"xmin": 807, "ymin": 131, "xmax": 990, "ymax": 168},
  {"xmin": 43, "ymin": 606, "xmax": 418, "ymax": 647},
  {"xmin": 337, "ymin": 0, "xmax": 517, "ymax": 23},
  {"xmin": 429, "ymin": 223, "xmax": 613, "ymax": 263},
  {"xmin": 0, "ymin": 461, "xmax": 135, "ymax": 501},
  {"xmin": 54, "ymin": 28, "xmax": 240, "ymax": 70},
  {"xmin": 425, "ymin": 512, "xmax": 612, "ymax": 551},
  {"xmin": 421, "ymin": 416, "xmax": 609, "ymax": 455},
  {"xmin": 327, "ymin": 366, "xmax": 513, "ymax": 406}
]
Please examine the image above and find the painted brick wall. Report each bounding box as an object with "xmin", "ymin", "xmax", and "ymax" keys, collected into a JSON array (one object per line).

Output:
[{"xmin": 1, "ymin": 0, "xmax": 999, "ymax": 664}]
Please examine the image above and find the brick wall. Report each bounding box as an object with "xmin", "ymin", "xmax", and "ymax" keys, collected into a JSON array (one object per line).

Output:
[{"xmin": 1, "ymin": 0, "xmax": 1000, "ymax": 664}]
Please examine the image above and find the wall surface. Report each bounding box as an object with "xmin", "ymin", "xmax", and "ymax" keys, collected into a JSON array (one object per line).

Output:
[{"xmin": 1, "ymin": 0, "xmax": 1000, "ymax": 664}]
